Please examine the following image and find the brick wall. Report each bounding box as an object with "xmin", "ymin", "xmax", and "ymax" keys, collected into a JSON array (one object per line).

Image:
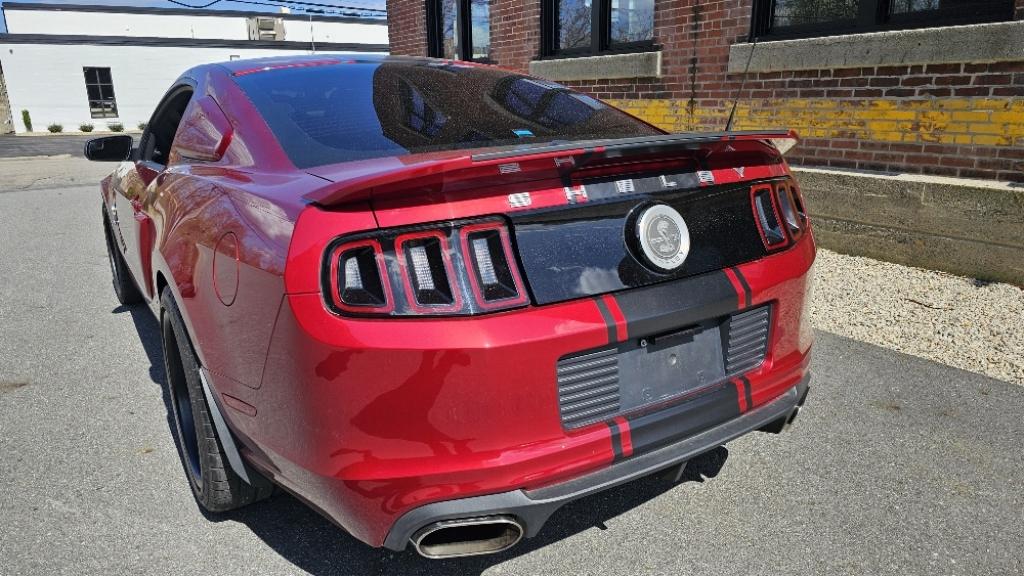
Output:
[
  {"xmin": 388, "ymin": 1, "xmax": 1024, "ymax": 182},
  {"xmin": 490, "ymin": 0, "xmax": 541, "ymax": 72},
  {"xmin": 385, "ymin": 0, "xmax": 428, "ymax": 57}
]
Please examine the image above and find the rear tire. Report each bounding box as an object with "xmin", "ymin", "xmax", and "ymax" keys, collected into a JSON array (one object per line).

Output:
[
  {"xmin": 103, "ymin": 210, "xmax": 143, "ymax": 305},
  {"xmin": 160, "ymin": 290, "xmax": 272, "ymax": 512}
]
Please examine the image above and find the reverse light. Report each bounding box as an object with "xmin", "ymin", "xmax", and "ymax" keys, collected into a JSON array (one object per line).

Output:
[
  {"xmin": 327, "ymin": 239, "xmax": 393, "ymax": 314},
  {"xmin": 395, "ymin": 231, "xmax": 461, "ymax": 312},
  {"xmin": 323, "ymin": 218, "xmax": 528, "ymax": 317},
  {"xmin": 460, "ymin": 222, "xmax": 528, "ymax": 309}
]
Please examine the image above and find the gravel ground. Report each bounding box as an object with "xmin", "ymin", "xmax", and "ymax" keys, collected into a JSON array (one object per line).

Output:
[{"xmin": 810, "ymin": 248, "xmax": 1024, "ymax": 386}]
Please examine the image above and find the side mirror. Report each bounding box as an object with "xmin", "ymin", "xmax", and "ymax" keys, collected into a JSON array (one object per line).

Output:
[{"xmin": 84, "ymin": 135, "xmax": 133, "ymax": 162}]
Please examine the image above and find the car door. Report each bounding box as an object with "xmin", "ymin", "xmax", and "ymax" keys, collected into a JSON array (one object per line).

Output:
[{"xmin": 112, "ymin": 85, "xmax": 195, "ymax": 298}]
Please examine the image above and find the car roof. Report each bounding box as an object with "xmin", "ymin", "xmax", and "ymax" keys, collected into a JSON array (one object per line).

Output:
[
  {"xmin": 185, "ymin": 53, "xmax": 497, "ymax": 77},
  {"xmin": 217, "ymin": 52, "xmax": 388, "ymax": 73}
]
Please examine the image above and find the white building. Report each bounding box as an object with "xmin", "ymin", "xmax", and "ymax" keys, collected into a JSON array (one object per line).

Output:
[{"xmin": 0, "ymin": 2, "xmax": 388, "ymax": 133}]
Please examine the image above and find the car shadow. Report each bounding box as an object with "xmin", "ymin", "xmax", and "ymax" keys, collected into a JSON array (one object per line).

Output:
[
  {"xmin": 222, "ymin": 447, "xmax": 730, "ymax": 576},
  {"xmin": 114, "ymin": 303, "xmax": 186, "ymax": 481},
  {"xmin": 114, "ymin": 303, "xmax": 732, "ymax": 575},
  {"xmin": 113, "ymin": 304, "xmax": 165, "ymax": 386}
]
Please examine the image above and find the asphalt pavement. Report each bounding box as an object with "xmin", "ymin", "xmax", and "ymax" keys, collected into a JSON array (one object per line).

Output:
[
  {"xmin": 1, "ymin": 176, "xmax": 1022, "ymax": 575},
  {"xmin": 0, "ymin": 134, "xmax": 98, "ymax": 158}
]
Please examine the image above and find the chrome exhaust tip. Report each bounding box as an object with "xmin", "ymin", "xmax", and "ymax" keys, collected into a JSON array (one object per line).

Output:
[{"xmin": 411, "ymin": 515, "xmax": 524, "ymax": 559}]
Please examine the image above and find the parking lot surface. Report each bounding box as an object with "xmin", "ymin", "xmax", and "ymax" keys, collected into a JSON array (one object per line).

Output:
[
  {"xmin": 0, "ymin": 134, "xmax": 98, "ymax": 158},
  {"xmin": 1, "ymin": 168, "xmax": 1022, "ymax": 575}
]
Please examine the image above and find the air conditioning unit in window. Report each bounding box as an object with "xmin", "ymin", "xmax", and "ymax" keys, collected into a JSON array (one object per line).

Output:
[{"xmin": 247, "ymin": 17, "xmax": 285, "ymax": 41}]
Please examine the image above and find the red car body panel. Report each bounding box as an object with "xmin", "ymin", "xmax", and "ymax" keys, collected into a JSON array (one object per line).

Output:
[{"xmin": 99, "ymin": 55, "xmax": 815, "ymax": 551}]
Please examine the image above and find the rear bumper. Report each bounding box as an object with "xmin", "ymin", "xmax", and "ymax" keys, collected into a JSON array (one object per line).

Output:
[
  {"xmin": 234, "ymin": 233, "xmax": 815, "ymax": 547},
  {"xmin": 383, "ymin": 373, "xmax": 810, "ymax": 550}
]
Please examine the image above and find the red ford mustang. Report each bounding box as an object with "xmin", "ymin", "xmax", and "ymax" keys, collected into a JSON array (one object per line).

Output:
[{"xmin": 86, "ymin": 55, "xmax": 814, "ymax": 559}]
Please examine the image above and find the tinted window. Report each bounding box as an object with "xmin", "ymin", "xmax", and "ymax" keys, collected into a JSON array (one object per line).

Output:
[
  {"xmin": 470, "ymin": 0, "xmax": 490, "ymax": 60},
  {"xmin": 234, "ymin": 59, "xmax": 661, "ymax": 169},
  {"xmin": 611, "ymin": 0, "xmax": 655, "ymax": 45},
  {"xmin": 890, "ymin": 0, "xmax": 1009, "ymax": 19},
  {"xmin": 84, "ymin": 67, "xmax": 118, "ymax": 119},
  {"xmin": 440, "ymin": 0, "xmax": 457, "ymax": 59},
  {"xmin": 558, "ymin": 0, "xmax": 593, "ymax": 50},
  {"xmin": 771, "ymin": 0, "xmax": 858, "ymax": 27}
]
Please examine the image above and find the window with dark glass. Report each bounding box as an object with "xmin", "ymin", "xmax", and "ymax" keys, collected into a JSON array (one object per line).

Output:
[
  {"xmin": 233, "ymin": 60, "xmax": 661, "ymax": 169},
  {"xmin": 542, "ymin": 0, "xmax": 655, "ymax": 57},
  {"xmin": 83, "ymin": 67, "xmax": 118, "ymax": 119},
  {"xmin": 751, "ymin": 0, "xmax": 1014, "ymax": 39},
  {"xmin": 427, "ymin": 0, "xmax": 491, "ymax": 62}
]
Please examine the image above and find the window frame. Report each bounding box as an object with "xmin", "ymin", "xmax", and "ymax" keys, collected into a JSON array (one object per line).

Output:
[
  {"xmin": 751, "ymin": 0, "xmax": 1016, "ymax": 40},
  {"xmin": 83, "ymin": 67, "xmax": 118, "ymax": 119},
  {"xmin": 426, "ymin": 0, "xmax": 492, "ymax": 62},
  {"xmin": 540, "ymin": 0, "xmax": 657, "ymax": 59},
  {"xmin": 139, "ymin": 84, "xmax": 194, "ymax": 169}
]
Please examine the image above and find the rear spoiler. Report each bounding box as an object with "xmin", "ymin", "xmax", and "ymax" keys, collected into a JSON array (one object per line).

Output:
[{"xmin": 304, "ymin": 130, "xmax": 798, "ymax": 207}]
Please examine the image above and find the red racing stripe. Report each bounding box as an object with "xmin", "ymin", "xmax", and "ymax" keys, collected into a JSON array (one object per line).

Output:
[
  {"xmin": 733, "ymin": 378, "xmax": 748, "ymax": 412},
  {"xmin": 722, "ymin": 267, "xmax": 746, "ymax": 309}
]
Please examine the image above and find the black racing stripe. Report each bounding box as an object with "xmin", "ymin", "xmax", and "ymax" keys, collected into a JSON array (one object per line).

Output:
[
  {"xmin": 740, "ymin": 376, "xmax": 753, "ymax": 410},
  {"xmin": 623, "ymin": 383, "xmax": 741, "ymax": 456},
  {"xmin": 731, "ymin": 266, "xmax": 752, "ymax": 308},
  {"xmin": 593, "ymin": 297, "xmax": 617, "ymax": 344},
  {"xmin": 608, "ymin": 421, "xmax": 624, "ymax": 461},
  {"xmin": 613, "ymin": 270, "xmax": 739, "ymax": 339}
]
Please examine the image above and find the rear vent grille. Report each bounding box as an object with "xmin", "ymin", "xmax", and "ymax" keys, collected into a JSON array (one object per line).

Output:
[
  {"xmin": 556, "ymin": 348, "xmax": 620, "ymax": 429},
  {"xmin": 556, "ymin": 305, "xmax": 771, "ymax": 429},
  {"xmin": 725, "ymin": 305, "xmax": 771, "ymax": 375}
]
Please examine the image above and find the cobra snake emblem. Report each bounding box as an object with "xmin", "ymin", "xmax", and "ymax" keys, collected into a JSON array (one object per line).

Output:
[{"xmin": 650, "ymin": 219, "xmax": 680, "ymax": 255}]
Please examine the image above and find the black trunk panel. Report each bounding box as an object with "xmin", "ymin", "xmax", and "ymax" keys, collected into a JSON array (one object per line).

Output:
[{"xmin": 510, "ymin": 177, "xmax": 768, "ymax": 306}]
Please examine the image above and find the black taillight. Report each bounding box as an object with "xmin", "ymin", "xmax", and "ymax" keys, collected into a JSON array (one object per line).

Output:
[
  {"xmin": 327, "ymin": 239, "xmax": 393, "ymax": 314},
  {"xmin": 323, "ymin": 218, "xmax": 528, "ymax": 317},
  {"xmin": 790, "ymin": 182, "xmax": 808, "ymax": 224},
  {"xmin": 775, "ymin": 183, "xmax": 802, "ymax": 236},
  {"xmin": 396, "ymin": 231, "xmax": 460, "ymax": 312},
  {"xmin": 461, "ymin": 222, "xmax": 528, "ymax": 309},
  {"xmin": 751, "ymin": 184, "xmax": 786, "ymax": 248}
]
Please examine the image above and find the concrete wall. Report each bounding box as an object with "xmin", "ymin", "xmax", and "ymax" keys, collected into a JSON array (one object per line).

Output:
[
  {"xmin": 3, "ymin": 7, "xmax": 388, "ymax": 45},
  {"xmin": 0, "ymin": 42, "xmax": 386, "ymax": 132},
  {"xmin": 795, "ymin": 167, "xmax": 1024, "ymax": 286},
  {"xmin": 281, "ymin": 18, "xmax": 387, "ymax": 45},
  {"xmin": 0, "ymin": 61, "xmax": 13, "ymax": 134},
  {"xmin": 5, "ymin": 10, "xmax": 250, "ymax": 39}
]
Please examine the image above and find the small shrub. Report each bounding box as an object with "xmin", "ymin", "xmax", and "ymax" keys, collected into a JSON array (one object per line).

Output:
[
  {"xmin": 21, "ymin": 110, "xmax": 32, "ymax": 132},
  {"xmin": 79, "ymin": 123, "xmax": 94, "ymax": 133},
  {"xmin": 137, "ymin": 122, "xmax": 148, "ymax": 131},
  {"xmin": 108, "ymin": 122, "xmax": 124, "ymax": 132},
  {"xmin": 47, "ymin": 123, "xmax": 63, "ymax": 133}
]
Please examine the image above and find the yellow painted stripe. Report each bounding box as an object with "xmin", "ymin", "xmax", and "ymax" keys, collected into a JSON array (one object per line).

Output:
[{"xmin": 608, "ymin": 98, "xmax": 1024, "ymax": 147}]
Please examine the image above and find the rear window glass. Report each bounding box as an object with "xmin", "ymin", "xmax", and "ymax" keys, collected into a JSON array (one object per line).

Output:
[{"xmin": 233, "ymin": 59, "xmax": 662, "ymax": 169}]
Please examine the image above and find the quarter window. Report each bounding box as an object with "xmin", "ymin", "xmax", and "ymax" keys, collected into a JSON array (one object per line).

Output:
[
  {"xmin": 752, "ymin": 0, "xmax": 1014, "ymax": 38},
  {"xmin": 427, "ymin": 0, "xmax": 491, "ymax": 62},
  {"xmin": 83, "ymin": 67, "xmax": 118, "ymax": 119},
  {"xmin": 543, "ymin": 0, "xmax": 655, "ymax": 57}
]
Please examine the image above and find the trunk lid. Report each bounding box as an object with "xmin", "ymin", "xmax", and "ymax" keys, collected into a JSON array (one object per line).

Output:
[
  {"xmin": 306, "ymin": 130, "xmax": 800, "ymax": 308},
  {"xmin": 302, "ymin": 130, "xmax": 797, "ymax": 207}
]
